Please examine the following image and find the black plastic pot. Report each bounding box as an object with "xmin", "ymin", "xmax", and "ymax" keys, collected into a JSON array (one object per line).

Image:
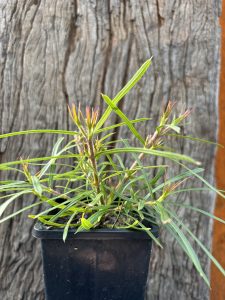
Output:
[{"xmin": 33, "ymin": 223, "xmax": 158, "ymax": 300}]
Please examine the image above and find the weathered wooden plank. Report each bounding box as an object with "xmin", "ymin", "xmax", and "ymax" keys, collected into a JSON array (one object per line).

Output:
[{"xmin": 0, "ymin": 1, "xmax": 221, "ymax": 299}]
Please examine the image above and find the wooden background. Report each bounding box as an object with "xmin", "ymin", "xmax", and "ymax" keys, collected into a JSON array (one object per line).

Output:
[
  {"xmin": 0, "ymin": 1, "xmax": 222, "ymax": 299},
  {"xmin": 211, "ymin": 0, "xmax": 225, "ymax": 298}
]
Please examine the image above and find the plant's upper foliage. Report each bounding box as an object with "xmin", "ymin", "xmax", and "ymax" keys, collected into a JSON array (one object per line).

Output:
[{"xmin": 0, "ymin": 59, "xmax": 224, "ymax": 286}]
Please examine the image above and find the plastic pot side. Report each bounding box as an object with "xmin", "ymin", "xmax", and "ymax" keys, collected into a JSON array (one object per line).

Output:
[{"xmin": 33, "ymin": 223, "xmax": 158, "ymax": 300}]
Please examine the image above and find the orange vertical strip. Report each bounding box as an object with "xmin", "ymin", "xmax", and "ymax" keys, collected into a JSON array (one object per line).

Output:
[{"xmin": 211, "ymin": 0, "xmax": 225, "ymax": 299}]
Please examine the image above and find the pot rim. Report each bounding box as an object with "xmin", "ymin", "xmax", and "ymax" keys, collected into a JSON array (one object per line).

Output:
[{"xmin": 32, "ymin": 222, "xmax": 159, "ymax": 240}]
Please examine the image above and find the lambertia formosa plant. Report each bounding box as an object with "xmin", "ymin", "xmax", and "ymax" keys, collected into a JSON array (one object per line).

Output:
[{"xmin": 0, "ymin": 58, "xmax": 225, "ymax": 287}]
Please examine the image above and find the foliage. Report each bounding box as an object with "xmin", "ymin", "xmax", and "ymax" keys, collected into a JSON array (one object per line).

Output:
[{"xmin": 0, "ymin": 58, "xmax": 224, "ymax": 286}]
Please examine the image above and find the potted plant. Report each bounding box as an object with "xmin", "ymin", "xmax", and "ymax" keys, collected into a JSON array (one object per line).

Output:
[{"xmin": 0, "ymin": 59, "xmax": 224, "ymax": 300}]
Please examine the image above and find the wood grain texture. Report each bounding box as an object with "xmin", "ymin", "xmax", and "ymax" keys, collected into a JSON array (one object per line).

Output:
[{"xmin": 0, "ymin": 1, "xmax": 221, "ymax": 299}]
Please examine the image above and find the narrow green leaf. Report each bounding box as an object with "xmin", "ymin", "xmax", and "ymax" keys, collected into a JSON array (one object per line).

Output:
[
  {"xmin": 166, "ymin": 125, "xmax": 181, "ymax": 133},
  {"xmin": 76, "ymin": 209, "xmax": 108, "ymax": 233},
  {"xmin": 95, "ymin": 58, "xmax": 152, "ymax": 131},
  {"xmin": 105, "ymin": 154, "xmax": 120, "ymax": 173},
  {"xmin": 121, "ymin": 175, "xmax": 145, "ymax": 194},
  {"xmin": 63, "ymin": 211, "xmax": 77, "ymax": 242},
  {"xmin": 0, "ymin": 190, "xmax": 31, "ymax": 218},
  {"xmin": 98, "ymin": 147, "xmax": 200, "ymax": 165},
  {"xmin": 81, "ymin": 217, "xmax": 93, "ymax": 230},
  {"xmin": 138, "ymin": 222, "xmax": 162, "ymax": 248},
  {"xmin": 149, "ymin": 167, "xmax": 166, "ymax": 186},
  {"xmin": 53, "ymin": 137, "xmax": 65, "ymax": 155},
  {"xmin": 96, "ymin": 118, "xmax": 151, "ymax": 134},
  {"xmin": 32, "ymin": 198, "xmax": 70, "ymax": 218},
  {"xmin": 0, "ymin": 181, "xmax": 30, "ymax": 191},
  {"xmin": 166, "ymin": 208, "xmax": 225, "ymax": 278},
  {"xmin": 116, "ymin": 219, "xmax": 139, "ymax": 229},
  {"xmin": 0, "ymin": 129, "xmax": 77, "ymax": 139},
  {"xmin": 101, "ymin": 94, "xmax": 145, "ymax": 144},
  {"xmin": 49, "ymin": 192, "xmax": 92, "ymax": 222},
  {"xmin": 167, "ymin": 134, "xmax": 223, "ymax": 147},
  {"xmin": 38, "ymin": 137, "xmax": 65, "ymax": 179},
  {"xmin": 0, "ymin": 201, "xmax": 43, "ymax": 223},
  {"xmin": 175, "ymin": 161, "xmax": 225, "ymax": 199},
  {"xmin": 114, "ymin": 154, "xmax": 126, "ymax": 170},
  {"xmin": 36, "ymin": 216, "xmax": 69, "ymax": 228},
  {"xmin": 170, "ymin": 187, "xmax": 213, "ymax": 194},
  {"xmin": 154, "ymin": 202, "xmax": 172, "ymax": 224},
  {"xmin": 171, "ymin": 203, "xmax": 225, "ymax": 225},
  {"xmin": 149, "ymin": 168, "xmax": 204, "ymax": 196},
  {"xmin": 138, "ymin": 199, "xmax": 145, "ymax": 211},
  {"xmin": 0, "ymin": 153, "xmax": 80, "ymax": 169},
  {"xmin": 31, "ymin": 176, "xmax": 43, "ymax": 195},
  {"xmin": 166, "ymin": 221, "xmax": 210, "ymax": 286},
  {"xmin": 88, "ymin": 193, "xmax": 104, "ymax": 206},
  {"xmin": 98, "ymin": 132, "xmax": 115, "ymax": 143}
]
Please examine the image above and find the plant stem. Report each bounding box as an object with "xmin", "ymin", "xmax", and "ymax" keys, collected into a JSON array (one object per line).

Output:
[{"xmin": 87, "ymin": 138, "xmax": 104, "ymax": 204}]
